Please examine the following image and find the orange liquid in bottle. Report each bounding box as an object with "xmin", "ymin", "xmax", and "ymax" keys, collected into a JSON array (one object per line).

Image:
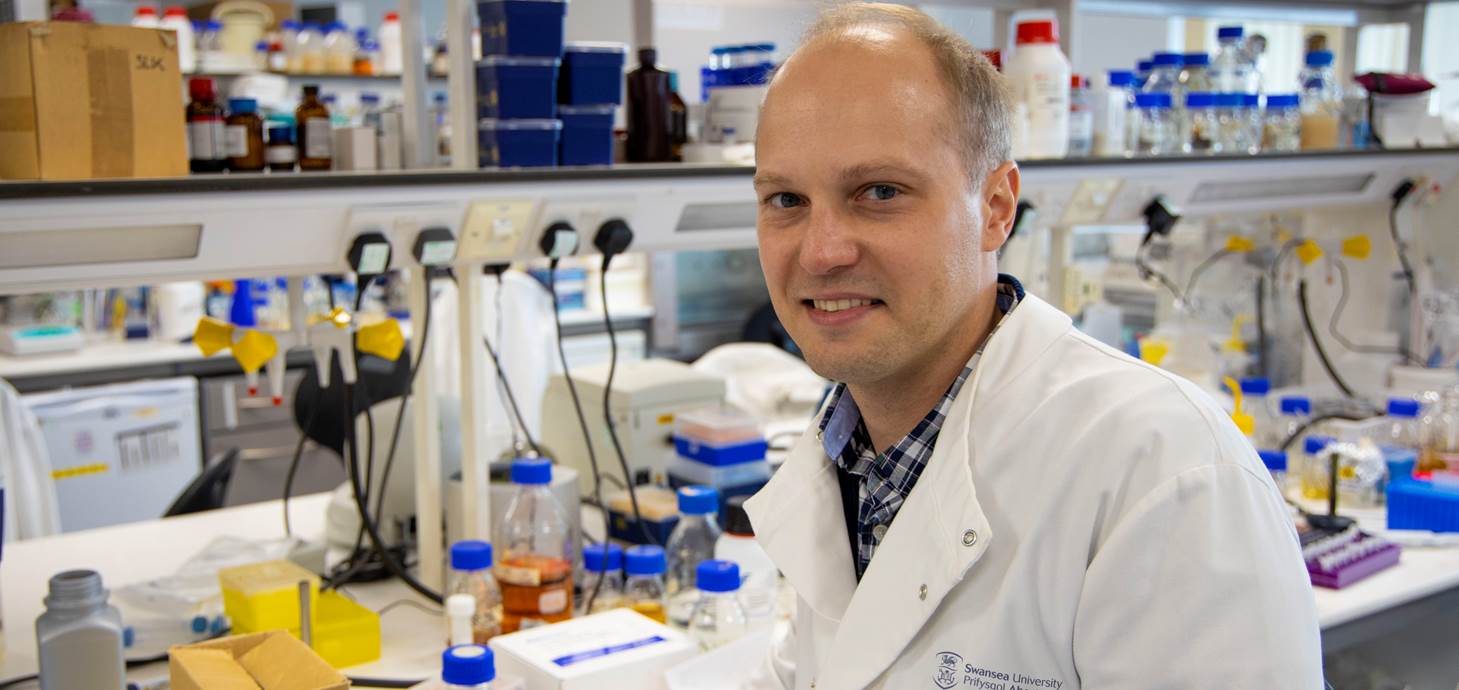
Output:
[{"xmin": 497, "ymin": 554, "xmax": 574, "ymax": 633}]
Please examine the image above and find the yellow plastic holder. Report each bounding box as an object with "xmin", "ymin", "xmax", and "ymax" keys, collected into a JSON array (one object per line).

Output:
[
  {"xmin": 356, "ymin": 319, "xmax": 405, "ymax": 362},
  {"xmin": 193, "ymin": 317, "xmax": 236, "ymax": 357},
  {"xmin": 219, "ymin": 560, "xmax": 320, "ymax": 635},
  {"xmin": 1341, "ymin": 234, "xmax": 1372, "ymax": 261},
  {"xmin": 232, "ymin": 330, "xmax": 279, "ymax": 375},
  {"xmin": 1224, "ymin": 236, "xmax": 1257, "ymax": 253},
  {"xmin": 1295, "ymin": 240, "xmax": 1324, "ymax": 265},
  {"xmin": 311, "ymin": 591, "xmax": 381, "ymax": 668}
]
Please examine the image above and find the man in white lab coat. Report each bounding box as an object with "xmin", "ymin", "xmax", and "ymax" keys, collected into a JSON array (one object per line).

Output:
[{"xmin": 742, "ymin": 4, "xmax": 1323, "ymax": 688}]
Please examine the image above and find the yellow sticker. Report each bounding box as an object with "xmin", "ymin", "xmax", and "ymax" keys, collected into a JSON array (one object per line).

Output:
[
  {"xmin": 1341, "ymin": 235, "xmax": 1371, "ymax": 261},
  {"xmin": 1295, "ymin": 240, "xmax": 1324, "ymax": 265},
  {"xmin": 52, "ymin": 463, "xmax": 109, "ymax": 480}
]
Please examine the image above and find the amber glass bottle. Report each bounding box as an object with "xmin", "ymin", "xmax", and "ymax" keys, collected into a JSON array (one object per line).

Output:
[
  {"xmin": 295, "ymin": 85, "xmax": 333, "ymax": 171},
  {"xmin": 225, "ymin": 98, "xmax": 265, "ymax": 172}
]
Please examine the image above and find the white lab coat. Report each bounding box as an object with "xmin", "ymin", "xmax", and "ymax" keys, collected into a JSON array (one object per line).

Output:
[
  {"xmin": 742, "ymin": 294, "xmax": 1323, "ymax": 690},
  {"xmin": 0, "ymin": 378, "xmax": 62, "ymax": 542}
]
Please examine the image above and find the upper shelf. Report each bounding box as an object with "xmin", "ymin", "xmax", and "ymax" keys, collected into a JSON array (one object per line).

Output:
[
  {"xmin": 2, "ymin": 148, "xmax": 1456, "ymax": 295},
  {"xmin": 2, "ymin": 147, "xmax": 1455, "ymax": 200}
]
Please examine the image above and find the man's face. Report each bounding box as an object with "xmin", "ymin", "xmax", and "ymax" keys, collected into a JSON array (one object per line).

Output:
[{"xmin": 754, "ymin": 29, "xmax": 1012, "ymax": 386}]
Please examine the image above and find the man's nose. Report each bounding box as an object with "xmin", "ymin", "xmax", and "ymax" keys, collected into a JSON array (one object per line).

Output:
[{"xmin": 797, "ymin": 207, "xmax": 859, "ymax": 276}]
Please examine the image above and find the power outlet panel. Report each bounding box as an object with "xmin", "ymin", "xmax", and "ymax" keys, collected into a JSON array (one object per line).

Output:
[
  {"xmin": 458, "ymin": 199, "xmax": 541, "ymax": 263},
  {"xmin": 346, "ymin": 203, "xmax": 464, "ymax": 269}
]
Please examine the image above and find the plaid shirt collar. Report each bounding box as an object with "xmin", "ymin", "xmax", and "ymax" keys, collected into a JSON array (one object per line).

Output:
[{"xmin": 818, "ymin": 274, "xmax": 1024, "ymax": 579}]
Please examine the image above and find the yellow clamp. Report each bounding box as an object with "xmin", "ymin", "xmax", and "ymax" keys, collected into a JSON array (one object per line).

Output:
[
  {"xmin": 1295, "ymin": 240, "xmax": 1324, "ymax": 265},
  {"xmin": 1224, "ymin": 315, "xmax": 1249, "ymax": 354},
  {"xmin": 1224, "ymin": 236, "xmax": 1256, "ymax": 253},
  {"xmin": 1224, "ymin": 376, "xmax": 1255, "ymax": 438},
  {"xmin": 1139, "ymin": 338, "xmax": 1170, "ymax": 367},
  {"xmin": 231, "ymin": 330, "xmax": 279, "ymax": 374},
  {"xmin": 193, "ymin": 317, "xmax": 235, "ymax": 357},
  {"xmin": 357, "ymin": 319, "xmax": 406, "ymax": 361},
  {"xmin": 1341, "ymin": 234, "xmax": 1371, "ymax": 261}
]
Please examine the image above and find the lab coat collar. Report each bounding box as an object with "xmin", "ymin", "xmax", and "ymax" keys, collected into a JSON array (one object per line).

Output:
[{"xmin": 746, "ymin": 293, "xmax": 1075, "ymax": 687}]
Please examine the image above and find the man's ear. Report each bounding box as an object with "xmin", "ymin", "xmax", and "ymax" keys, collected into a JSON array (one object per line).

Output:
[{"xmin": 981, "ymin": 161, "xmax": 1020, "ymax": 253}]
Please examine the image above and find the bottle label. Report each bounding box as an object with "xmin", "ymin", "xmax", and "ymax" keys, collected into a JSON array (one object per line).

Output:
[
  {"xmin": 538, "ymin": 588, "xmax": 568, "ymax": 614},
  {"xmin": 226, "ymin": 125, "xmax": 248, "ymax": 157},
  {"xmin": 305, "ymin": 117, "xmax": 333, "ymax": 159},
  {"xmin": 188, "ymin": 118, "xmax": 226, "ymax": 161},
  {"xmin": 266, "ymin": 146, "xmax": 296, "ymax": 164},
  {"xmin": 497, "ymin": 564, "xmax": 542, "ymax": 587}
]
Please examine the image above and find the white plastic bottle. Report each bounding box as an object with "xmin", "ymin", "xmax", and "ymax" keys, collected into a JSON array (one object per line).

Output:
[
  {"xmin": 36, "ymin": 570, "xmax": 125, "ymax": 690},
  {"xmin": 1005, "ymin": 19, "xmax": 1070, "ymax": 160},
  {"xmin": 297, "ymin": 22, "xmax": 325, "ymax": 74},
  {"xmin": 131, "ymin": 6, "xmax": 159, "ymax": 28},
  {"xmin": 1093, "ymin": 70, "xmax": 1133, "ymax": 157},
  {"xmin": 161, "ymin": 7, "xmax": 196, "ymax": 73},
  {"xmin": 715, "ymin": 496, "xmax": 777, "ymax": 631},
  {"xmin": 379, "ymin": 11, "xmax": 403, "ymax": 76}
]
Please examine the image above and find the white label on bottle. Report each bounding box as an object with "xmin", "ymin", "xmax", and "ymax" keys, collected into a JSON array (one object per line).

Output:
[
  {"xmin": 305, "ymin": 117, "xmax": 332, "ymax": 159},
  {"xmin": 266, "ymin": 146, "xmax": 295, "ymax": 165},
  {"xmin": 188, "ymin": 120, "xmax": 225, "ymax": 160},
  {"xmin": 538, "ymin": 588, "xmax": 568, "ymax": 614},
  {"xmin": 226, "ymin": 125, "xmax": 248, "ymax": 157},
  {"xmin": 1024, "ymin": 72, "xmax": 1070, "ymax": 157},
  {"xmin": 496, "ymin": 564, "xmax": 542, "ymax": 587}
]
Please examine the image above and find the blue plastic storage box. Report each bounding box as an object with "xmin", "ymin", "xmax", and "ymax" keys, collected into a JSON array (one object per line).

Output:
[
  {"xmin": 478, "ymin": 119, "xmax": 560, "ymax": 168},
  {"xmin": 560, "ymin": 42, "xmax": 627, "ymax": 106},
  {"xmin": 477, "ymin": 56, "xmax": 559, "ymax": 120},
  {"xmin": 674, "ymin": 435, "xmax": 769, "ymax": 466},
  {"xmin": 1388, "ymin": 478, "xmax": 1459, "ymax": 533},
  {"xmin": 478, "ymin": 0, "xmax": 566, "ymax": 57},
  {"xmin": 558, "ymin": 105, "xmax": 615, "ymax": 166}
]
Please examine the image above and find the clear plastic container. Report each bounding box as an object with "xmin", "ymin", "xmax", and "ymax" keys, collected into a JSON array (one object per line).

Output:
[
  {"xmin": 1184, "ymin": 92, "xmax": 1217, "ymax": 155},
  {"xmin": 1068, "ymin": 74, "xmax": 1093, "ymax": 157},
  {"xmin": 1263, "ymin": 94, "xmax": 1301, "ymax": 151},
  {"xmin": 668, "ymin": 457, "xmax": 771, "ymax": 488},
  {"xmin": 623, "ymin": 545, "xmax": 668, "ymax": 624},
  {"xmin": 665, "ymin": 486, "xmax": 722, "ymax": 627},
  {"xmin": 1215, "ymin": 93, "xmax": 1245, "ymax": 153},
  {"xmin": 675, "ymin": 407, "xmax": 762, "ymax": 446},
  {"xmin": 297, "ymin": 22, "xmax": 325, "ymax": 74},
  {"xmin": 1387, "ymin": 397, "xmax": 1422, "ymax": 451},
  {"xmin": 447, "ymin": 541, "xmax": 503, "ymax": 645},
  {"xmin": 323, "ymin": 22, "xmax": 355, "ymax": 75},
  {"xmin": 1178, "ymin": 53, "xmax": 1213, "ymax": 95},
  {"xmin": 1094, "ymin": 70, "xmax": 1134, "ymax": 157},
  {"xmin": 1276, "ymin": 396, "xmax": 1312, "ymax": 450},
  {"xmin": 1240, "ymin": 378, "xmax": 1274, "ymax": 447},
  {"xmin": 687, "ymin": 560, "xmax": 748, "ymax": 652},
  {"xmin": 494, "ymin": 458, "xmax": 574, "ymax": 633},
  {"xmin": 1299, "ymin": 50, "xmax": 1340, "ymax": 150},
  {"xmin": 579, "ymin": 543, "xmax": 625, "ymax": 615},
  {"xmin": 1238, "ymin": 93, "xmax": 1263, "ymax": 155},
  {"xmin": 1419, "ymin": 389, "xmax": 1459, "ymax": 474},
  {"xmin": 1259, "ymin": 449, "xmax": 1288, "ymax": 493},
  {"xmin": 1142, "ymin": 52, "xmax": 1183, "ymax": 94},
  {"xmin": 1301, "ymin": 435, "xmax": 1335, "ymax": 500},
  {"xmin": 280, "ymin": 19, "xmax": 301, "ymax": 73},
  {"xmin": 198, "ymin": 20, "xmax": 222, "ymax": 72},
  {"xmin": 1213, "ymin": 26, "xmax": 1256, "ymax": 94},
  {"xmin": 1135, "ymin": 59, "xmax": 1154, "ymax": 90},
  {"xmin": 1134, "ymin": 93, "xmax": 1175, "ymax": 156}
]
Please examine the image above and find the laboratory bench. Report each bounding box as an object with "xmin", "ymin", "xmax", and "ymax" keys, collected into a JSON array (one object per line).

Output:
[{"xmin": 4, "ymin": 493, "xmax": 1459, "ymax": 686}]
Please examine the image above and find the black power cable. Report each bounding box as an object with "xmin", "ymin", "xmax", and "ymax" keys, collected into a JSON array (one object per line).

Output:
[
  {"xmin": 544, "ymin": 258, "xmax": 613, "ymax": 614},
  {"xmin": 1297, "ymin": 279, "xmax": 1357, "ymax": 398},
  {"xmin": 1256, "ymin": 274, "xmax": 1269, "ymax": 380},
  {"xmin": 1389, "ymin": 179, "xmax": 1418, "ymax": 299},
  {"xmin": 283, "ymin": 385, "xmax": 323, "ymax": 537}
]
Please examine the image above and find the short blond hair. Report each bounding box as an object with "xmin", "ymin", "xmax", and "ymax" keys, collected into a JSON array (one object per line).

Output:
[{"xmin": 793, "ymin": 2, "xmax": 1013, "ymax": 182}]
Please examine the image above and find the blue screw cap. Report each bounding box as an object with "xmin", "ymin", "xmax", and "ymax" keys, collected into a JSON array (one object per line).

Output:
[
  {"xmin": 625, "ymin": 545, "xmax": 667, "ymax": 576},
  {"xmin": 677, "ymin": 485, "xmax": 720, "ymax": 515},
  {"xmin": 583, "ymin": 543, "xmax": 625, "ymax": 573},
  {"xmin": 450, "ymin": 540, "xmax": 493, "ymax": 571},
  {"xmin": 696, "ymin": 560, "xmax": 741, "ymax": 593},
  {"xmin": 511, "ymin": 457, "xmax": 552, "ymax": 485},
  {"xmin": 1388, "ymin": 398, "xmax": 1421, "ymax": 418},
  {"xmin": 1259, "ymin": 450, "xmax": 1287, "ymax": 472},
  {"xmin": 443, "ymin": 645, "xmax": 495, "ymax": 685}
]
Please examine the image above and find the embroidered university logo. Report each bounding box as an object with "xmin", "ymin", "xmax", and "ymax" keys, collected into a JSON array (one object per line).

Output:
[{"xmin": 933, "ymin": 651, "xmax": 962, "ymax": 690}]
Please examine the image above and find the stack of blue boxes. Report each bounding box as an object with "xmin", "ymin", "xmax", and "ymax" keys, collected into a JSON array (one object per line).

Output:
[
  {"xmin": 475, "ymin": 0, "xmax": 567, "ymax": 168},
  {"xmin": 474, "ymin": 1, "xmax": 625, "ymax": 168},
  {"xmin": 665, "ymin": 408, "xmax": 771, "ymax": 525},
  {"xmin": 557, "ymin": 42, "xmax": 626, "ymax": 166}
]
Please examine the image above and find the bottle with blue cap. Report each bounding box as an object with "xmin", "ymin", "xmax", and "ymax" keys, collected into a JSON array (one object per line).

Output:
[
  {"xmin": 623, "ymin": 545, "xmax": 668, "ymax": 623},
  {"xmin": 1276, "ymin": 395, "xmax": 1312, "ymax": 447},
  {"xmin": 435, "ymin": 644, "xmax": 495, "ymax": 689},
  {"xmin": 1141, "ymin": 52, "xmax": 1184, "ymax": 96},
  {"xmin": 665, "ymin": 485, "xmax": 722, "ymax": 627},
  {"xmin": 447, "ymin": 540, "xmax": 502, "ymax": 644},
  {"xmin": 495, "ymin": 458, "xmax": 574, "ymax": 632},
  {"xmin": 687, "ymin": 560, "xmax": 749, "ymax": 651},
  {"xmin": 1258, "ymin": 449, "xmax": 1288, "ymax": 493},
  {"xmin": 1301, "ymin": 435, "xmax": 1335, "ymax": 500},
  {"xmin": 1298, "ymin": 50, "xmax": 1340, "ymax": 150},
  {"xmin": 1238, "ymin": 377, "xmax": 1275, "ymax": 447},
  {"xmin": 1386, "ymin": 397, "xmax": 1422, "ymax": 452},
  {"xmin": 1212, "ymin": 26, "xmax": 1257, "ymax": 93},
  {"xmin": 578, "ymin": 543, "xmax": 625, "ymax": 615},
  {"xmin": 1419, "ymin": 388, "xmax": 1459, "ymax": 475}
]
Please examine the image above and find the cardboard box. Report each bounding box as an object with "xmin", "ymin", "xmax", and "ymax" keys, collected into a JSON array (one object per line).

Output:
[
  {"xmin": 0, "ymin": 22, "xmax": 187, "ymax": 180},
  {"xmin": 490, "ymin": 609, "xmax": 698, "ymax": 690},
  {"xmin": 170, "ymin": 631, "xmax": 349, "ymax": 690}
]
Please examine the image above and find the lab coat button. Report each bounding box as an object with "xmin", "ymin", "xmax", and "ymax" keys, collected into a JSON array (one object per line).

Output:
[
  {"xmin": 872, "ymin": 523, "xmax": 888, "ymax": 541},
  {"xmin": 918, "ymin": 584, "xmax": 928, "ymax": 600},
  {"xmin": 963, "ymin": 529, "xmax": 978, "ymax": 546}
]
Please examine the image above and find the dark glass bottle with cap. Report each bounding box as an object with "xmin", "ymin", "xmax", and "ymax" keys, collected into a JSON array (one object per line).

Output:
[
  {"xmin": 295, "ymin": 84, "xmax": 334, "ymax": 171},
  {"xmin": 626, "ymin": 47, "xmax": 673, "ymax": 162},
  {"xmin": 35, "ymin": 570, "xmax": 125, "ymax": 689}
]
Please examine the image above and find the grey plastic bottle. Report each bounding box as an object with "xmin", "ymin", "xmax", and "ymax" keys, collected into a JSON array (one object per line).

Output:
[{"xmin": 35, "ymin": 570, "xmax": 125, "ymax": 690}]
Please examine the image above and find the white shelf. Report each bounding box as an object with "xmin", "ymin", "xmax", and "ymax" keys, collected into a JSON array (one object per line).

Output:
[{"xmin": 1, "ymin": 150, "xmax": 1456, "ymax": 296}]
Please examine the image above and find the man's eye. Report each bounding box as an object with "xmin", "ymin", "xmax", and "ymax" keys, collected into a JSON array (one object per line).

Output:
[
  {"xmin": 768, "ymin": 192, "xmax": 804, "ymax": 209},
  {"xmin": 860, "ymin": 184, "xmax": 900, "ymax": 202}
]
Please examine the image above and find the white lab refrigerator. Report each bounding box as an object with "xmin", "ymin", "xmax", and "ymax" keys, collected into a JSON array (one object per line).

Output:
[{"xmin": 24, "ymin": 377, "xmax": 202, "ymax": 532}]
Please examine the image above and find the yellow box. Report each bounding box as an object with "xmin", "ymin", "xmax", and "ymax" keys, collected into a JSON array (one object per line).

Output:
[
  {"xmin": 312, "ymin": 591, "xmax": 381, "ymax": 668},
  {"xmin": 219, "ymin": 560, "xmax": 319, "ymax": 635}
]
